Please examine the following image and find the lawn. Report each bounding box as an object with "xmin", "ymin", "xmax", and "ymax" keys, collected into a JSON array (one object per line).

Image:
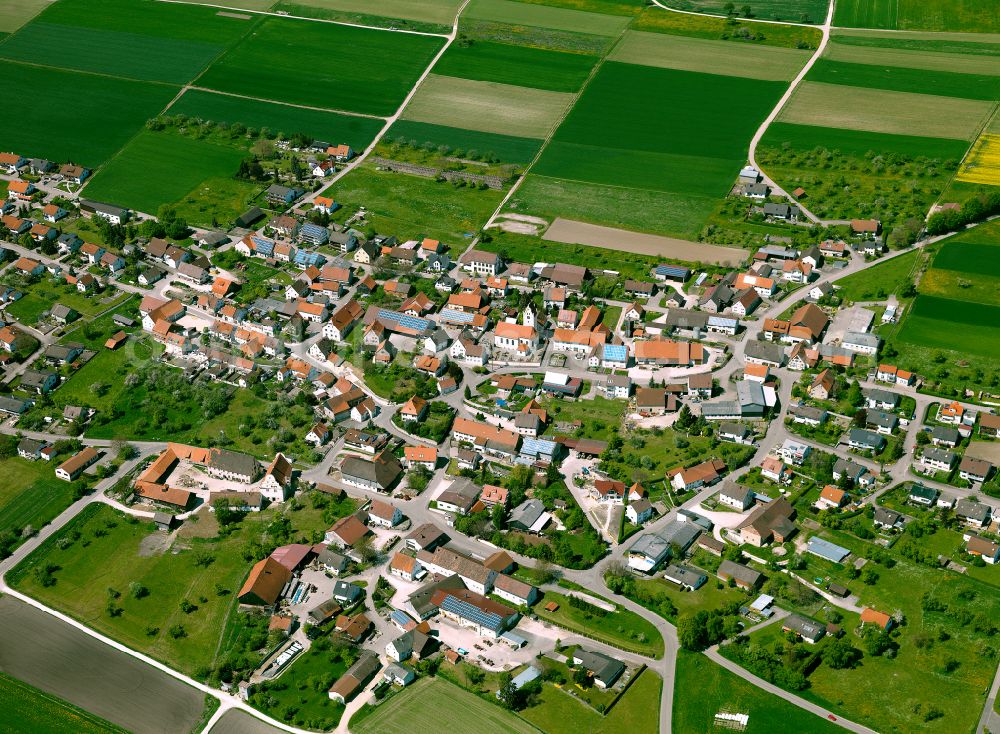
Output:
[
  {"xmin": 479, "ymin": 230, "xmax": 658, "ymax": 281},
  {"xmin": 0, "ymin": 672, "xmax": 129, "ymax": 734},
  {"xmin": 197, "ymin": 16, "xmax": 444, "ymax": 115},
  {"xmin": 0, "ymin": 453, "xmax": 82, "ymax": 551},
  {"xmin": 779, "ymin": 81, "xmax": 993, "ymax": 141},
  {"xmin": 464, "ymin": 0, "xmax": 631, "ymax": 35},
  {"xmin": 2, "ymin": 275, "xmax": 131, "ymax": 325},
  {"xmin": 833, "ymin": 250, "xmax": 921, "ymax": 302},
  {"xmin": 519, "ymin": 667, "xmax": 661, "ymax": 734},
  {"xmin": 386, "ymin": 120, "xmax": 543, "ymax": 164},
  {"xmin": 0, "ymin": 60, "xmax": 177, "ymax": 166},
  {"xmin": 672, "ymin": 652, "xmax": 845, "ymax": 734},
  {"xmin": 611, "ymin": 30, "xmax": 811, "ymax": 81},
  {"xmin": 0, "ymin": 0, "xmax": 256, "ymax": 84},
  {"xmin": 8, "ymin": 501, "xmax": 338, "ymax": 679},
  {"xmin": 834, "ymin": 0, "xmax": 1000, "ymax": 32},
  {"xmin": 173, "ymin": 176, "xmax": 264, "ymax": 230},
  {"xmin": 621, "ymin": 573, "xmax": 749, "ymax": 623},
  {"xmin": 401, "ymin": 74, "xmax": 575, "ymax": 139},
  {"xmin": 351, "ymin": 677, "xmax": 542, "ymax": 734},
  {"xmin": 808, "ymin": 59, "xmax": 1000, "ymax": 101},
  {"xmin": 534, "ymin": 591, "xmax": 664, "ymax": 658},
  {"xmin": 249, "ymin": 639, "xmax": 349, "ymax": 730},
  {"xmin": 84, "ymin": 131, "xmax": 247, "ymax": 216},
  {"xmin": 167, "ymin": 89, "xmax": 385, "ymax": 150},
  {"xmin": 325, "ymin": 164, "xmax": 504, "ymax": 242}
]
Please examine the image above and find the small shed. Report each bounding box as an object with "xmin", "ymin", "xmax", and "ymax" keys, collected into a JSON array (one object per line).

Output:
[{"xmin": 153, "ymin": 512, "xmax": 173, "ymax": 531}]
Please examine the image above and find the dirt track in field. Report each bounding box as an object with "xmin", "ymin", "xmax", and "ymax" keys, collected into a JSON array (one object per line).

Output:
[
  {"xmin": 542, "ymin": 217, "xmax": 748, "ymax": 265},
  {"xmin": 0, "ymin": 596, "xmax": 205, "ymax": 734}
]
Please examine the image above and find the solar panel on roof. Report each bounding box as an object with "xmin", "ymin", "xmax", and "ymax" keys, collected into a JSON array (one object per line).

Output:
[
  {"xmin": 656, "ymin": 265, "xmax": 690, "ymax": 277},
  {"xmin": 439, "ymin": 595, "xmax": 503, "ymax": 630},
  {"xmin": 603, "ymin": 344, "xmax": 627, "ymax": 360},
  {"xmin": 378, "ymin": 308, "xmax": 431, "ymax": 332},
  {"xmin": 439, "ymin": 308, "xmax": 475, "ymax": 324}
]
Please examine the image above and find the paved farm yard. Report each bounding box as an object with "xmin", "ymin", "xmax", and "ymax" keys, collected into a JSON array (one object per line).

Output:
[{"xmin": 352, "ymin": 677, "xmax": 542, "ymax": 734}]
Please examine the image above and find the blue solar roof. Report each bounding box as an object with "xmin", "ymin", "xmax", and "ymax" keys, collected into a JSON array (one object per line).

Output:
[
  {"xmin": 521, "ymin": 438, "xmax": 557, "ymax": 458},
  {"xmin": 251, "ymin": 236, "xmax": 274, "ymax": 255},
  {"xmin": 806, "ymin": 536, "xmax": 850, "ymax": 563},
  {"xmin": 603, "ymin": 344, "xmax": 627, "ymax": 361},
  {"xmin": 439, "ymin": 308, "xmax": 475, "ymax": 324},
  {"xmin": 377, "ymin": 308, "xmax": 431, "ymax": 332},
  {"xmin": 439, "ymin": 595, "xmax": 503, "ymax": 631},
  {"xmin": 294, "ymin": 249, "xmax": 325, "ymax": 266},
  {"xmin": 655, "ymin": 264, "xmax": 691, "ymax": 278},
  {"xmin": 390, "ymin": 609, "xmax": 413, "ymax": 626},
  {"xmin": 301, "ymin": 223, "xmax": 326, "ymax": 236}
]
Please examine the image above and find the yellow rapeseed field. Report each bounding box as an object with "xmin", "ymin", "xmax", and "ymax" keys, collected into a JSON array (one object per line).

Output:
[{"xmin": 957, "ymin": 132, "xmax": 1000, "ymax": 186}]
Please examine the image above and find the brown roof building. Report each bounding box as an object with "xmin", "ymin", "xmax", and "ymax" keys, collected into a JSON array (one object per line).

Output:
[{"xmin": 238, "ymin": 557, "xmax": 291, "ymax": 606}]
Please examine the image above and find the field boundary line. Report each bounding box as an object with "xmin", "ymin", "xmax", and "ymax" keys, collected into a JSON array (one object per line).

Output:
[
  {"xmin": 0, "ymin": 55, "xmax": 182, "ymax": 88},
  {"xmin": 178, "ymin": 85, "xmax": 388, "ymax": 120},
  {"xmin": 151, "ymin": 0, "xmax": 450, "ymax": 37},
  {"xmin": 925, "ymin": 101, "xmax": 998, "ymax": 218},
  {"xmin": 743, "ymin": 0, "xmax": 835, "ymax": 224},
  {"xmin": 476, "ymin": 21, "xmax": 634, "ymax": 247},
  {"xmin": 647, "ymin": 0, "xmax": 821, "ymax": 28}
]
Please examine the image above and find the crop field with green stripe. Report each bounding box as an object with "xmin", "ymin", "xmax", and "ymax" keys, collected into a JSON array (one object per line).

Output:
[
  {"xmin": 834, "ymin": 0, "xmax": 1000, "ymax": 33},
  {"xmin": 433, "ymin": 39, "xmax": 598, "ymax": 92}
]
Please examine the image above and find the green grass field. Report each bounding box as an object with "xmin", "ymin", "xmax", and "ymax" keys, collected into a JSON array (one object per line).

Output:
[
  {"xmin": 519, "ymin": 667, "xmax": 661, "ymax": 734},
  {"xmin": 433, "ymin": 40, "xmax": 597, "ymax": 92},
  {"xmin": 8, "ymin": 502, "xmax": 333, "ymax": 678},
  {"xmin": 197, "ymin": 16, "xmax": 443, "ymax": 115},
  {"xmin": 673, "ymin": 652, "xmax": 844, "ymax": 734},
  {"xmin": 402, "ymin": 74, "xmax": 575, "ymax": 138},
  {"xmin": 808, "ymin": 59, "xmax": 1000, "ymax": 100},
  {"xmin": 522, "ymin": 61, "xmax": 784, "ymax": 237},
  {"xmin": 0, "ymin": 456, "xmax": 80, "ymax": 544},
  {"xmin": 833, "ymin": 250, "xmax": 921, "ymax": 302},
  {"xmin": 0, "ymin": 61, "xmax": 176, "ymax": 166},
  {"xmin": 352, "ymin": 677, "xmax": 542, "ymax": 734},
  {"xmin": 834, "ymin": 0, "xmax": 1000, "ymax": 33},
  {"xmin": 84, "ymin": 131, "xmax": 246, "ymax": 216},
  {"xmin": 325, "ymin": 164, "xmax": 504, "ymax": 242},
  {"xmin": 282, "ymin": 0, "xmax": 464, "ymax": 24},
  {"xmin": 761, "ymin": 122, "xmax": 970, "ymax": 160},
  {"xmin": 0, "ymin": 672, "xmax": 129, "ymax": 734},
  {"xmin": 249, "ymin": 642, "xmax": 348, "ymax": 730},
  {"xmin": 534, "ymin": 591, "xmax": 664, "ymax": 657},
  {"xmin": 632, "ymin": 7, "xmax": 822, "ymax": 49},
  {"xmin": 167, "ymin": 89, "xmax": 385, "ymax": 149},
  {"xmin": 387, "ymin": 120, "xmax": 543, "ymax": 163},
  {"xmin": 505, "ymin": 174, "xmax": 719, "ymax": 238},
  {"xmin": 0, "ymin": 0, "xmax": 256, "ymax": 84},
  {"xmin": 611, "ymin": 30, "xmax": 811, "ymax": 81},
  {"xmin": 464, "ymin": 0, "xmax": 631, "ymax": 35},
  {"xmin": 897, "ymin": 294, "xmax": 1000, "ymax": 358},
  {"xmin": 825, "ymin": 38, "xmax": 1000, "ymax": 76},
  {"xmin": 779, "ymin": 81, "xmax": 994, "ymax": 140},
  {"xmin": 658, "ymin": 0, "xmax": 827, "ymax": 22},
  {"xmin": 2, "ymin": 277, "xmax": 131, "ymax": 325},
  {"xmin": 830, "ymin": 29, "xmax": 1000, "ymax": 54},
  {"xmin": 173, "ymin": 176, "xmax": 263, "ymax": 230}
]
